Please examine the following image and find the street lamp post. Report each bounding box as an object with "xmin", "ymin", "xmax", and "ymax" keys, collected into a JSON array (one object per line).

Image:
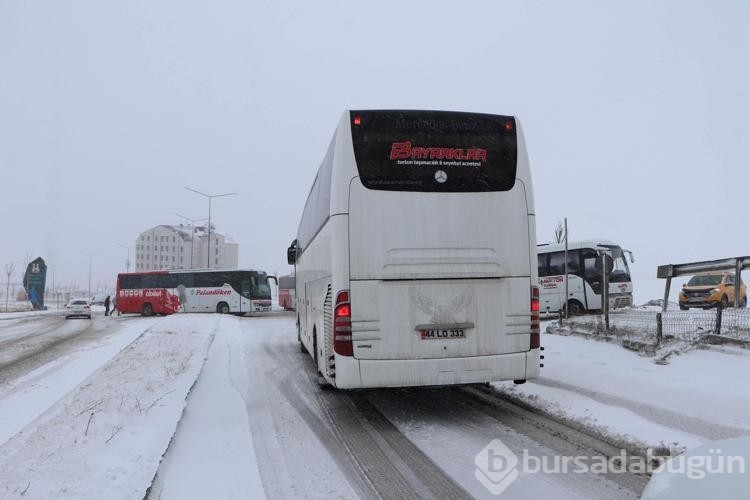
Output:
[
  {"xmin": 117, "ymin": 244, "xmax": 133, "ymax": 273},
  {"xmin": 81, "ymin": 251, "xmax": 100, "ymax": 299},
  {"xmin": 50, "ymin": 262, "xmax": 62, "ymax": 309},
  {"xmin": 174, "ymin": 213, "xmax": 209, "ymax": 269},
  {"xmin": 184, "ymin": 187, "xmax": 238, "ymax": 269}
]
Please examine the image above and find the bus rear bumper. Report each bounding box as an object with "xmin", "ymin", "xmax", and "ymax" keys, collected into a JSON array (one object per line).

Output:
[{"xmin": 333, "ymin": 350, "xmax": 541, "ymax": 389}]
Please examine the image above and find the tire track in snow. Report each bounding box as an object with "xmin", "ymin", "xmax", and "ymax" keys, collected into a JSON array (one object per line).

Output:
[
  {"xmin": 369, "ymin": 385, "xmax": 647, "ymax": 498},
  {"xmin": 0, "ymin": 319, "xmax": 103, "ymax": 385},
  {"xmin": 532, "ymin": 377, "xmax": 747, "ymax": 441},
  {"xmin": 0, "ymin": 315, "xmax": 69, "ymax": 352},
  {"xmin": 263, "ymin": 340, "xmax": 471, "ymax": 499}
]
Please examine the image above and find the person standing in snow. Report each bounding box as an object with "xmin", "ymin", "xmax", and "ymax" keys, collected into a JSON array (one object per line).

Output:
[{"xmin": 104, "ymin": 295, "xmax": 111, "ymax": 316}]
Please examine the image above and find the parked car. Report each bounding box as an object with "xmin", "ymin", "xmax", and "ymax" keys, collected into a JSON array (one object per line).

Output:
[
  {"xmin": 678, "ymin": 272, "xmax": 747, "ymax": 310},
  {"xmin": 90, "ymin": 292, "xmax": 108, "ymax": 306},
  {"xmin": 65, "ymin": 298, "xmax": 92, "ymax": 319}
]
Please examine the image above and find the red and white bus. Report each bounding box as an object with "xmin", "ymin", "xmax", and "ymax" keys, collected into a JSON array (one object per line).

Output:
[
  {"xmin": 278, "ymin": 274, "xmax": 296, "ymax": 311},
  {"xmin": 116, "ymin": 269, "xmax": 276, "ymax": 316}
]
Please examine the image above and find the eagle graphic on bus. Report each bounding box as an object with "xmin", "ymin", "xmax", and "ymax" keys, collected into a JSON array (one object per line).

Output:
[{"xmin": 410, "ymin": 287, "xmax": 475, "ymax": 324}]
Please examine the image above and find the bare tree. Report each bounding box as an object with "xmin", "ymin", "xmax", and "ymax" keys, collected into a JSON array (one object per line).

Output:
[
  {"xmin": 554, "ymin": 220, "xmax": 567, "ymax": 244},
  {"xmin": 23, "ymin": 253, "xmax": 33, "ymax": 272},
  {"xmin": 4, "ymin": 261, "xmax": 15, "ymax": 312}
]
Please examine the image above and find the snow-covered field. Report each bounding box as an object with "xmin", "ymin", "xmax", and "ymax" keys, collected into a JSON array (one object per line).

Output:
[
  {"xmin": 0, "ymin": 312, "xmax": 747, "ymax": 499},
  {"xmin": 494, "ymin": 323, "xmax": 750, "ymax": 454},
  {"xmin": 0, "ymin": 314, "xmax": 213, "ymax": 499}
]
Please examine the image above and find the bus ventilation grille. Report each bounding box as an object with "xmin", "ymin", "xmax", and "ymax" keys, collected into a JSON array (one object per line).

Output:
[{"xmin": 323, "ymin": 285, "xmax": 335, "ymax": 378}]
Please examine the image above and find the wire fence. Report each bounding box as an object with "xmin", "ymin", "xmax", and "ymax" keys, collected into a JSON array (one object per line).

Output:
[
  {"xmin": 562, "ymin": 307, "xmax": 750, "ymax": 345},
  {"xmin": 564, "ymin": 310, "xmax": 659, "ymax": 338}
]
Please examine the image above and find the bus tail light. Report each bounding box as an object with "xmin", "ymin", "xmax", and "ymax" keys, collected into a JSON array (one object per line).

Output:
[
  {"xmin": 530, "ymin": 286, "xmax": 540, "ymax": 349},
  {"xmin": 334, "ymin": 290, "xmax": 353, "ymax": 356}
]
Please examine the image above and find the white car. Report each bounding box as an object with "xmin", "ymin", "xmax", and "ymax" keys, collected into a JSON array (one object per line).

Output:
[
  {"xmin": 65, "ymin": 298, "xmax": 92, "ymax": 319},
  {"xmin": 641, "ymin": 436, "xmax": 750, "ymax": 499}
]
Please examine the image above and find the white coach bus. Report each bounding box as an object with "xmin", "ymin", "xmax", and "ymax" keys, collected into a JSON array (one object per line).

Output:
[
  {"xmin": 537, "ymin": 239, "xmax": 634, "ymax": 315},
  {"xmin": 287, "ymin": 110, "xmax": 541, "ymax": 389}
]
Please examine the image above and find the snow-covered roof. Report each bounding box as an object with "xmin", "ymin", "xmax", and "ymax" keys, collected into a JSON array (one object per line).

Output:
[{"xmin": 140, "ymin": 224, "xmax": 227, "ymax": 242}]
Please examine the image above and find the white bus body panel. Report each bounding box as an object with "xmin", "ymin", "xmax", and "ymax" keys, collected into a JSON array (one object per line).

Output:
[
  {"xmin": 348, "ymin": 182, "xmax": 531, "ymax": 280},
  {"xmin": 539, "ymin": 274, "xmax": 590, "ymax": 313},
  {"xmin": 539, "ymin": 275, "xmax": 633, "ymax": 313},
  {"xmin": 348, "ymin": 180, "xmax": 533, "ymax": 361},
  {"xmin": 296, "ymin": 228, "xmax": 332, "ymax": 351}
]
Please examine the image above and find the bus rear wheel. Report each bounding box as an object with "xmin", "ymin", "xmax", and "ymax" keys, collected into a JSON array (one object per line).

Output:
[
  {"xmin": 217, "ymin": 302, "xmax": 230, "ymax": 314},
  {"xmin": 142, "ymin": 303, "xmax": 154, "ymax": 316}
]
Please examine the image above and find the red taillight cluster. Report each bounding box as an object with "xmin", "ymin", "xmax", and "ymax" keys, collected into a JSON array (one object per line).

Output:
[
  {"xmin": 530, "ymin": 286, "xmax": 540, "ymax": 349},
  {"xmin": 333, "ymin": 290, "xmax": 353, "ymax": 356}
]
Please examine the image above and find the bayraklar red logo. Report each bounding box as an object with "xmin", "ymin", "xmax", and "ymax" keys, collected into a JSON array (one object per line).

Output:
[{"xmin": 390, "ymin": 141, "xmax": 487, "ymax": 161}]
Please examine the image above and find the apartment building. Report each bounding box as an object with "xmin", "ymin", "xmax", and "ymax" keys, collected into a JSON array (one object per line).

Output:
[{"xmin": 134, "ymin": 225, "xmax": 238, "ymax": 271}]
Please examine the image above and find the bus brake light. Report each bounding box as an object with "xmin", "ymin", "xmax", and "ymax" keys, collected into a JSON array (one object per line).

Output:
[
  {"xmin": 531, "ymin": 286, "xmax": 540, "ymax": 349},
  {"xmin": 334, "ymin": 290, "xmax": 353, "ymax": 356},
  {"xmin": 353, "ymin": 116, "xmax": 362, "ymax": 126}
]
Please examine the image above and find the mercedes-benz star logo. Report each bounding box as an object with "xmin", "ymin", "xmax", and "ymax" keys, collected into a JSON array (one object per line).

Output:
[{"xmin": 434, "ymin": 170, "xmax": 447, "ymax": 183}]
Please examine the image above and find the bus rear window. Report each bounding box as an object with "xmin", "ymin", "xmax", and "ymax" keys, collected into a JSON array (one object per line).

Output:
[{"xmin": 350, "ymin": 110, "xmax": 517, "ymax": 192}]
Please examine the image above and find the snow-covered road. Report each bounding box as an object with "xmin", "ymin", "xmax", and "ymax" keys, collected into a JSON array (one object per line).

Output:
[
  {"xmin": 148, "ymin": 313, "xmax": 643, "ymax": 500},
  {"xmin": 3, "ymin": 311, "xmax": 746, "ymax": 499}
]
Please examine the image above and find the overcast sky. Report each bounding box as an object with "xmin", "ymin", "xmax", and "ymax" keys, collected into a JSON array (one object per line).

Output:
[{"xmin": 1, "ymin": 0, "xmax": 748, "ymax": 303}]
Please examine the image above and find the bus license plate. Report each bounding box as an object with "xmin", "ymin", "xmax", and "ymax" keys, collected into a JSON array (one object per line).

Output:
[{"xmin": 420, "ymin": 329, "xmax": 465, "ymax": 340}]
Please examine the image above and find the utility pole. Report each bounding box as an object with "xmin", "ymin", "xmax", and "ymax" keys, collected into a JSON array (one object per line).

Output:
[
  {"xmin": 117, "ymin": 244, "xmax": 133, "ymax": 273},
  {"xmin": 81, "ymin": 251, "xmax": 100, "ymax": 299},
  {"xmin": 4, "ymin": 261, "xmax": 15, "ymax": 312},
  {"xmin": 564, "ymin": 218, "xmax": 569, "ymax": 320},
  {"xmin": 601, "ymin": 250, "xmax": 610, "ymax": 332},
  {"xmin": 50, "ymin": 262, "xmax": 62, "ymax": 309}
]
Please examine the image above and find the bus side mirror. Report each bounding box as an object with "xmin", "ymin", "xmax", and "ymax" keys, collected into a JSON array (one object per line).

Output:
[
  {"xmin": 287, "ymin": 239, "xmax": 298, "ymax": 265},
  {"xmin": 268, "ymin": 275, "xmax": 278, "ymax": 285},
  {"xmin": 625, "ymin": 250, "xmax": 635, "ymax": 264}
]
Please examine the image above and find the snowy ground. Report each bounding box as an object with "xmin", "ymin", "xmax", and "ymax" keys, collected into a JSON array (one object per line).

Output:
[
  {"xmin": 0, "ymin": 314, "xmax": 213, "ymax": 499},
  {"xmin": 493, "ymin": 322, "xmax": 750, "ymax": 455},
  {"xmin": 0, "ymin": 312, "xmax": 747, "ymax": 499}
]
